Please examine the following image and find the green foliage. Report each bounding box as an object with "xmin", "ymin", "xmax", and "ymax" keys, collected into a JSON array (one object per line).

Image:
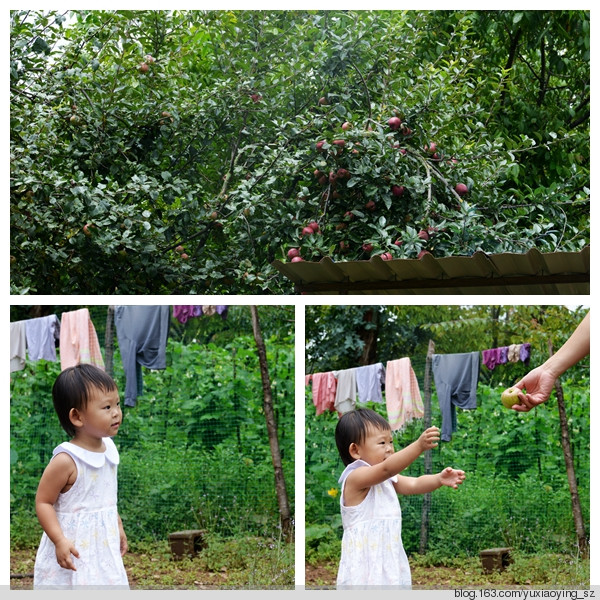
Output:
[{"xmin": 10, "ymin": 10, "xmax": 589, "ymax": 293}]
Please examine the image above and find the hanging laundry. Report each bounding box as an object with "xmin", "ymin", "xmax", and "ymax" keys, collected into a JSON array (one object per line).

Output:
[
  {"xmin": 25, "ymin": 314, "xmax": 60, "ymax": 362},
  {"xmin": 60, "ymin": 309, "xmax": 104, "ymax": 371},
  {"xmin": 10, "ymin": 321, "xmax": 27, "ymax": 372},
  {"xmin": 173, "ymin": 305, "xmax": 202, "ymax": 324},
  {"xmin": 202, "ymin": 305, "xmax": 217, "ymax": 317},
  {"xmin": 482, "ymin": 347, "xmax": 508, "ymax": 370},
  {"xmin": 520, "ymin": 343, "xmax": 531, "ymax": 364},
  {"xmin": 355, "ymin": 362, "xmax": 386, "ymax": 404},
  {"xmin": 310, "ymin": 371, "xmax": 338, "ymax": 415},
  {"xmin": 215, "ymin": 305, "xmax": 228, "ymax": 319},
  {"xmin": 432, "ymin": 351, "xmax": 479, "ymax": 442},
  {"xmin": 333, "ymin": 368, "xmax": 357, "ymax": 414},
  {"xmin": 507, "ymin": 344, "xmax": 522, "ymax": 362},
  {"xmin": 114, "ymin": 305, "xmax": 170, "ymax": 407},
  {"xmin": 385, "ymin": 358, "xmax": 423, "ymax": 431}
]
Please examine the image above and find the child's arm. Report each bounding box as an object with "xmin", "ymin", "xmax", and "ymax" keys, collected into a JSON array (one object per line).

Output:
[
  {"xmin": 393, "ymin": 466, "xmax": 466, "ymax": 495},
  {"xmin": 345, "ymin": 427, "xmax": 440, "ymax": 499},
  {"xmin": 118, "ymin": 513, "xmax": 128, "ymax": 556},
  {"xmin": 35, "ymin": 453, "xmax": 80, "ymax": 571}
]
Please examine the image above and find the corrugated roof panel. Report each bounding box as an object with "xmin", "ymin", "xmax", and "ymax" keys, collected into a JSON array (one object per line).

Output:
[{"xmin": 271, "ymin": 247, "xmax": 590, "ymax": 295}]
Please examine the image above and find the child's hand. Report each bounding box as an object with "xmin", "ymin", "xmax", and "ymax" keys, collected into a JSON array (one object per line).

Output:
[
  {"xmin": 417, "ymin": 426, "xmax": 440, "ymax": 452},
  {"xmin": 119, "ymin": 528, "xmax": 128, "ymax": 556},
  {"xmin": 439, "ymin": 466, "xmax": 466, "ymax": 489},
  {"xmin": 55, "ymin": 538, "xmax": 79, "ymax": 571}
]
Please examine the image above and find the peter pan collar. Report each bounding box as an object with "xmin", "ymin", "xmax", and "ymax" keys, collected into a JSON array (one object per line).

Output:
[{"xmin": 54, "ymin": 437, "xmax": 120, "ymax": 468}]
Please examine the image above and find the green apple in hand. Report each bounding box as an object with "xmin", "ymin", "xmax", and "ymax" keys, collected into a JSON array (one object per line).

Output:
[{"xmin": 501, "ymin": 386, "xmax": 523, "ymax": 409}]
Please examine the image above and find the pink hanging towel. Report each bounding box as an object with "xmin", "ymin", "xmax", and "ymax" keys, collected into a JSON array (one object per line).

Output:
[
  {"xmin": 60, "ymin": 308, "xmax": 105, "ymax": 371},
  {"xmin": 385, "ymin": 358, "xmax": 423, "ymax": 431},
  {"xmin": 311, "ymin": 372, "xmax": 338, "ymax": 416}
]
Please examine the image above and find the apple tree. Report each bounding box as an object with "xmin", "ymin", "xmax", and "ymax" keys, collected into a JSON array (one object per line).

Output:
[{"xmin": 10, "ymin": 10, "xmax": 589, "ymax": 294}]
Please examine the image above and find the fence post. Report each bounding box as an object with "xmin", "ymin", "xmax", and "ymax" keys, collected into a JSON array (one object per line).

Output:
[
  {"xmin": 105, "ymin": 305, "xmax": 115, "ymax": 377},
  {"xmin": 549, "ymin": 340, "xmax": 588, "ymax": 558},
  {"xmin": 419, "ymin": 339, "xmax": 435, "ymax": 554}
]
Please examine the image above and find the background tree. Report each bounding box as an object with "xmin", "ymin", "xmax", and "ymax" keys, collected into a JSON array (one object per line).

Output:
[{"xmin": 11, "ymin": 10, "xmax": 589, "ymax": 294}]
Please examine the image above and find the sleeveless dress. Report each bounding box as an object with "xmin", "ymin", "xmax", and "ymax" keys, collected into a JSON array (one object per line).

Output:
[
  {"xmin": 336, "ymin": 459, "xmax": 411, "ymax": 589},
  {"xmin": 33, "ymin": 437, "xmax": 129, "ymax": 589}
]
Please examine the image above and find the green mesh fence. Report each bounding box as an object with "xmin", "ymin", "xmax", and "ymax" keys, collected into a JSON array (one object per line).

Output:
[
  {"xmin": 305, "ymin": 353, "xmax": 590, "ymax": 559},
  {"xmin": 10, "ymin": 305, "xmax": 295, "ymax": 549}
]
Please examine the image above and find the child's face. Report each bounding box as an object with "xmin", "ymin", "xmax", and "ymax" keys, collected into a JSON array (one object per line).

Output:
[
  {"xmin": 352, "ymin": 425, "xmax": 395, "ymax": 466},
  {"xmin": 75, "ymin": 386, "xmax": 122, "ymax": 440}
]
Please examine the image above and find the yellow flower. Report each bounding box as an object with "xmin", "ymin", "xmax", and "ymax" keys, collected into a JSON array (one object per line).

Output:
[{"xmin": 327, "ymin": 488, "xmax": 339, "ymax": 498}]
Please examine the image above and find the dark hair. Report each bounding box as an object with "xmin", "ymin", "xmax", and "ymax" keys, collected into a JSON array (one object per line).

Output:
[
  {"xmin": 52, "ymin": 364, "xmax": 118, "ymax": 437},
  {"xmin": 335, "ymin": 408, "xmax": 391, "ymax": 466}
]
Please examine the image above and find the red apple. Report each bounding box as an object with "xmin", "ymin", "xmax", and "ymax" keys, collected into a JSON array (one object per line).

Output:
[
  {"xmin": 175, "ymin": 245, "xmax": 184, "ymax": 253},
  {"xmin": 365, "ymin": 200, "xmax": 376, "ymax": 211},
  {"xmin": 417, "ymin": 250, "xmax": 431, "ymax": 259},
  {"xmin": 379, "ymin": 252, "xmax": 393, "ymax": 261},
  {"xmin": 250, "ymin": 93, "xmax": 262, "ymax": 103},
  {"xmin": 144, "ymin": 54, "xmax": 155, "ymax": 64},
  {"xmin": 391, "ymin": 185, "xmax": 405, "ymax": 197},
  {"xmin": 455, "ymin": 183, "xmax": 469, "ymax": 196},
  {"xmin": 394, "ymin": 238, "xmax": 403, "ymax": 247},
  {"xmin": 329, "ymin": 171, "xmax": 338, "ymax": 184},
  {"xmin": 342, "ymin": 121, "xmax": 351, "ymax": 131},
  {"xmin": 301, "ymin": 226, "xmax": 315, "ymax": 236},
  {"xmin": 314, "ymin": 169, "xmax": 323, "ymax": 178},
  {"xmin": 139, "ymin": 62, "xmax": 149, "ymax": 73},
  {"xmin": 316, "ymin": 140, "xmax": 326, "ymax": 152},
  {"xmin": 83, "ymin": 223, "xmax": 93, "ymax": 237},
  {"xmin": 308, "ymin": 221, "xmax": 320, "ymax": 232},
  {"xmin": 418, "ymin": 229, "xmax": 429, "ymax": 241},
  {"xmin": 332, "ymin": 139, "xmax": 346, "ymax": 148},
  {"xmin": 291, "ymin": 256, "xmax": 305, "ymax": 263},
  {"xmin": 344, "ymin": 211, "xmax": 355, "ymax": 219},
  {"xmin": 401, "ymin": 126, "xmax": 412, "ymax": 136},
  {"xmin": 180, "ymin": 253, "xmax": 189, "ymax": 260},
  {"xmin": 287, "ymin": 248, "xmax": 300, "ymax": 259},
  {"xmin": 318, "ymin": 96, "xmax": 329, "ymax": 105},
  {"xmin": 362, "ymin": 243, "xmax": 374, "ymax": 253},
  {"xmin": 318, "ymin": 175, "xmax": 328, "ymax": 186},
  {"xmin": 424, "ymin": 142, "xmax": 437, "ymax": 154},
  {"xmin": 337, "ymin": 168, "xmax": 350, "ymax": 179},
  {"xmin": 388, "ymin": 116, "xmax": 401, "ymax": 130}
]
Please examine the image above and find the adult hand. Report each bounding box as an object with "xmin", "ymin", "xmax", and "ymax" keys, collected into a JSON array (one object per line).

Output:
[{"xmin": 512, "ymin": 365, "xmax": 558, "ymax": 412}]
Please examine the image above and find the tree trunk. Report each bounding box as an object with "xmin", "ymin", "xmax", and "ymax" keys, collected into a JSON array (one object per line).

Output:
[
  {"xmin": 104, "ymin": 305, "xmax": 115, "ymax": 377},
  {"xmin": 419, "ymin": 339, "xmax": 435, "ymax": 553},
  {"xmin": 549, "ymin": 340, "xmax": 588, "ymax": 558},
  {"xmin": 358, "ymin": 307, "xmax": 378, "ymax": 366},
  {"xmin": 250, "ymin": 306, "xmax": 293, "ymax": 542}
]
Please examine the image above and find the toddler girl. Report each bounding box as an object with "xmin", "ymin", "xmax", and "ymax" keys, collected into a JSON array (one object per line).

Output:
[
  {"xmin": 334, "ymin": 408, "xmax": 465, "ymax": 588},
  {"xmin": 34, "ymin": 364, "xmax": 129, "ymax": 588}
]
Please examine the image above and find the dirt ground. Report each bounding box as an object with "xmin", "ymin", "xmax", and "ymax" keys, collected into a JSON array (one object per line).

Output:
[
  {"xmin": 10, "ymin": 548, "xmax": 287, "ymax": 590},
  {"xmin": 303, "ymin": 561, "xmax": 537, "ymax": 589}
]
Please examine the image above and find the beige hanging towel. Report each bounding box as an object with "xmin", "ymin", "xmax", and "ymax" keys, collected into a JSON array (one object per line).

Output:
[{"xmin": 385, "ymin": 357, "xmax": 423, "ymax": 431}]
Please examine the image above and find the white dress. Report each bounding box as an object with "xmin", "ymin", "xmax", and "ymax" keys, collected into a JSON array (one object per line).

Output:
[
  {"xmin": 337, "ymin": 459, "xmax": 411, "ymax": 589},
  {"xmin": 34, "ymin": 437, "xmax": 129, "ymax": 589}
]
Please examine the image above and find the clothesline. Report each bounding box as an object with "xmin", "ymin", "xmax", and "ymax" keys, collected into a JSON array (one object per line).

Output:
[
  {"xmin": 11, "ymin": 305, "xmax": 229, "ymax": 409},
  {"xmin": 307, "ymin": 342, "xmax": 531, "ymax": 441}
]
